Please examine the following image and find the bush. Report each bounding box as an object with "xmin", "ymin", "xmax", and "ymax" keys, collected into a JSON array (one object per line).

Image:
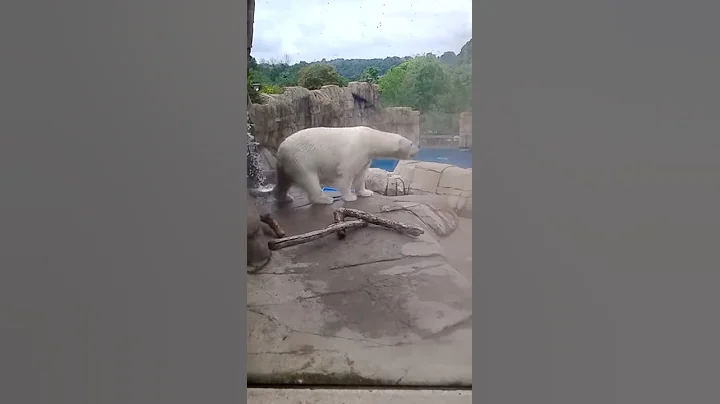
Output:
[
  {"xmin": 297, "ymin": 63, "xmax": 345, "ymax": 90},
  {"xmin": 260, "ymin": 85, "xmax": 283, "ymax": 94}
]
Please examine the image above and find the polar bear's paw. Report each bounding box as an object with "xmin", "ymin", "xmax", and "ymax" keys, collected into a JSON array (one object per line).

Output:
[
  {"xmin": 342, "ymin": 193, "xmax": 358, "ymax": 202},
  {"xmin": 357, "ymin": 189, "xmax": 374, "ymax": 197}
]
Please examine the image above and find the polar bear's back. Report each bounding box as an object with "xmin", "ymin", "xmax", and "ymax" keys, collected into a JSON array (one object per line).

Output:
[
  {"xmin": 276, "ymin": 127, "xmax": 372, "ymax": 172},
  {"xmin": 275, "ymin": 126, "xmax": 407, "ymax": 185},
  {"xmin": 280, "ymin": 126, "xmax": 359, "ymax": 150}
]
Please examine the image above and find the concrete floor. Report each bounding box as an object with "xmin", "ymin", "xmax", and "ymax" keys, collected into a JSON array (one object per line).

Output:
[
  {"xmin": 248, "ymin": 388, "xmax": 472, "ymax": 403},
  {"xmin": 248, "ymin": 193, "xmax": 472, "ymax": 387},
  {"xmin": 437, "ymin": 217, "xmax": 473, "ymax": 283}
]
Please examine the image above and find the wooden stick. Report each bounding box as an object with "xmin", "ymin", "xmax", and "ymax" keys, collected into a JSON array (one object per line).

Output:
[
  {"xmin": 260, "ymin": 213, "xmax": 285, "ymax": 238},
  {"xmin": 268, "ymin": 220, "xmax": 367, "ymax": 250},
  {"xmin": 335, "ymin": 207, "xmax": 424, "ymax": 237},
  {"xmin": 267, "ymin": 208, "xmax": 425, "ymax": 251},
  {"xmin": 332, "ymin": 209, "xmax": 348, "ymax": 239}
]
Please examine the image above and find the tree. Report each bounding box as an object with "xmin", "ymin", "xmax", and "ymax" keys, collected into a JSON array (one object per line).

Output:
[
  {"xmin": 358, "ymin": 66, "xmax": 380, "ymax": 83},
  {"xmin": 403, "ymin": 55, "xmax": 449, "ymax": 113},
  {"xmin": 246, "ymin": 37, "xmax": 472, "ymax": 106},
  {"xmin": 297, "ymin": 63, "xmax": 345, "ymax": 90},
  {"xmin": 378, "ymin": 61, "xmax": 411, "ymax": 107},
  {"xmin": 379, "ymin": 56, "xmax": 450, "ymax": 114},
  {"xmin": 439, "ymin": 51, "xmax": 459, "ymax": 66},
  {"xmin": 457, "ymin": 38, "xmax": 472, "ymax": 65},
  {"xmin": 435, "ymin": 64, "xmax": 472, "ymax": 113},
  {"xmin": 326, "ymin": 56, "xmax": 410, "ymax": 80},
  {"xmin": 248, "ymin": 55, "xmax": 263, "ymax": 103}
]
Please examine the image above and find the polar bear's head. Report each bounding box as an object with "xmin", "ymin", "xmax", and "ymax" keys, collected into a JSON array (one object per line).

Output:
[
  {"xmin": 395, "ymin": 136, "xmax": 420, "ymax": 160},
  {"xmin": 364, "ymin": 128, "xmax": 420, "ymax": 159}
]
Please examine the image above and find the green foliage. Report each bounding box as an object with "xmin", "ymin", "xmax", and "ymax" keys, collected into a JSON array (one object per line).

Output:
[
  {"xmin": 358, "ymin": 66, "xmax": 380, "ymax": 84},
  {"xmin": 405, "ymin": 55, "xmax": 450, "ymax": 113},
  {"xmin": 260, "ymin": 84, "xmax": 284, "ymax": 94},
  {"xmin": 436, "ymin": 39, "xmax": 472, "ymax": 68},
  {"xmin": 378, "ymin": 50, "xmax": 472, "ymax": 115},
  {"xmin": 297, "ymin": 63, "xmax": 345, "ymax": 90},
  {"xmin": 248, "ymin": 55, "xmax": 304, "ymax": 88},
  {"xmin": 326, "ymin": 57, "xmax": 411, "ymax": 80},
  {"xmin": 458, "ymin": 38, "xmax": 472, "ymax": 65},
  {"xmin": 246, "ymin": 55, "xmax": 412, "ymax": 93},
  {"xmin": 378, "ymin": 61, "xmax": 410, "ymax": 107},
  {"xmin": 248, "ymin": 55, "xmax": 262, "ymax": 103},
  {"xmin": 246, "ymin": 38, "xmax": 472, "ymax": 118},
  {"xmin": 435, "ymin": 63, "xmax": 472, "ymax": 113},
  {"xmin": 248, "ymin": 82, "xmax": 262, "ymax": 104},
  {"xmin": 438, "ymin": 51, "xmax": 459, "ymax": 66}
]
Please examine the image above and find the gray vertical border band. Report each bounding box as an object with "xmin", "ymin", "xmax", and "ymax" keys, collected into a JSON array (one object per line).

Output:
[
  {"xmin": 476, "ymin": 0, "xmax": 720, "ymax": 403},
  {"xmin": 0, "ymin": 0, "xmax": 248, "ymax": 403}
]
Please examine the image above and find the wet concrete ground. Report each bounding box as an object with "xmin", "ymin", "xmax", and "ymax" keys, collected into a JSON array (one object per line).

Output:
[{"xmin": 248, "ymin": 190, "xmax": 472, "ymax": 387}]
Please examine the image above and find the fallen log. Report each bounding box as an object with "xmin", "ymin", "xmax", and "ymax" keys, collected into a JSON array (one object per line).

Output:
[
  {"xmin": 332, "ymin": 207, "xmax": 424, "ymax": 239},
  {"xmin": 268, "ymin": 207, "xmax": 424, "ymax": 250},
  {"xmin": 259, "ymin": 213, "xmax": 285, "ymax": 238},
  {"xmin": 268, "ymin": 220, "xmax": 368, "ymax": 250}
]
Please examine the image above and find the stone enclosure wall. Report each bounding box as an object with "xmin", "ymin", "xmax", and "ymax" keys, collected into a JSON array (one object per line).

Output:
[
  {"xmin": 249, "ymin": 82, "xmax": 420, "ymax": 151},
  {"xmin": 365, "ymin": 161, "xmax": 472, "ymax": 218}
]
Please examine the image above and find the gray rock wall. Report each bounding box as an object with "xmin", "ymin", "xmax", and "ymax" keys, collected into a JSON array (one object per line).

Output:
[{"xmin": 249, "ymin": 82, "xmax": 420, "ymax": 151}]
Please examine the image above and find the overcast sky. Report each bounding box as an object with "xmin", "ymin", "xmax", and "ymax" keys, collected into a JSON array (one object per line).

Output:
[{"xmin": 252, "ymin": 0, "xmax": 472, "ymax": 63}]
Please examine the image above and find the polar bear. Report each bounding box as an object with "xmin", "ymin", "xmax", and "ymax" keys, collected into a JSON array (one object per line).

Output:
[{"xmin": 274, "ymin": 126, "xmax": 419, "ymax": 205}]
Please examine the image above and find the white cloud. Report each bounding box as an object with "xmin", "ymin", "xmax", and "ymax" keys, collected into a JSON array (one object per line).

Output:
[{"xmin": 252, "ymin": 0, "xmax": 472, "ymax": 62}]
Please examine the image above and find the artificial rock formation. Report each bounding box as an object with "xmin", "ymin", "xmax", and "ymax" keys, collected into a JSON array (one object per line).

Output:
[
  {"xmin": 247, "ymin": 190, "xmax": 271, "ymax": 267},
  {"xmin": 365, "ymin": 168, "xmax": 409, "ymax": 197},
  {"xmin": 249, "ymin": 83, "xmax": 420, "ymax": 151},
  {"xmin": 378, "ymin": 161, "xmax": 473, "ymax": 219},
  {"xmin": 247, "ymin": 0, "xmax": 275, "ymax": 268}
]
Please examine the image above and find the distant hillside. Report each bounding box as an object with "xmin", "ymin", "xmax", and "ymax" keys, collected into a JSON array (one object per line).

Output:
[
  {"xmin": 324, "ymin": 38, "xmax": 472, "ymax": 79},
  {"xmin": 438, "ymin": 39, "xmax": 472, "ymax": 67},
  {"xmin": 248, "ymin": 38, "xmax": 472, "ymax": 94},
  {"xmin": 458, "ymin": 38, "xmax": 472, "ymax": 64},
  {"xmin": 323, "ymin": 56, "xmax": 411, "ymax": 81}
]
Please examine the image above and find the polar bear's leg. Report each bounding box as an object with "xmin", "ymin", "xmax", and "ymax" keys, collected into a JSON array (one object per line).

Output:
[
  {"xmin": 336, "ymin": 173, "xmax": 358, "ymax": 202},
  {"xmin": 337, "ymin": 181, "xmax": 357, "ymax": 202},
  {"xmin": 353, "ymin": 162, "xmax": 373, "ymax": 197},
  {"xmin": 273, "ymin": 165, "xmax": 295, "ymax": 203},
  {"xmin": 295, "ymin": 170, "xmax": 334, "ymax": 205}
]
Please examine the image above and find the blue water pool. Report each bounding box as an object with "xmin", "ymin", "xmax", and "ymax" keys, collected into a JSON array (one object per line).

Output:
[{"xmin": 371, "ymin": 148, "xmax": 472, "ymax": 172}]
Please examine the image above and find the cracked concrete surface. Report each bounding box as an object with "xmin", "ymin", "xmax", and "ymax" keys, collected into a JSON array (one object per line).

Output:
[
  {"xmin": 248, "ymin": 190, "xmax": 472, "ymax": 387},
  {"xmin": 248, "ymin": 388, "xmax": 472, "ymax": 403}
]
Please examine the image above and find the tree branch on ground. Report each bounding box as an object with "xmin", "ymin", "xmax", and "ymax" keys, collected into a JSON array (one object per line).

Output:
[{"xmin": 268, "ymin": 208, "xmax": 424, "ymax": 251}]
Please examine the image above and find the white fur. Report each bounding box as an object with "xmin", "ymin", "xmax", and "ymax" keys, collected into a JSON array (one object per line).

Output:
[{"xmin": 274, "ymin": 126, "xmax": 419, "ymax": 205}]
